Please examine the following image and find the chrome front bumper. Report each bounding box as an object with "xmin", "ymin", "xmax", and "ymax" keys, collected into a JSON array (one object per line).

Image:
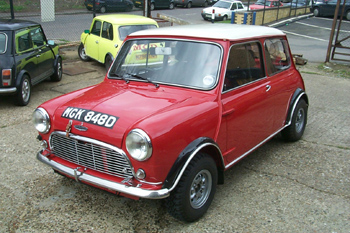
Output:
[{"xmin": 37, "ymin": 152, "xmax": 170, "ymax": 199}]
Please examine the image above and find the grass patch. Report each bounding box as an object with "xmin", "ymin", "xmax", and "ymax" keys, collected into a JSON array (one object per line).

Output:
[
  {"xmin": 0, "ymin": 0, "xmax": 24, "ymax": 12},
  {"xmin": 317, "ymin": 63, "xmax": 350, "ymax": 79}
]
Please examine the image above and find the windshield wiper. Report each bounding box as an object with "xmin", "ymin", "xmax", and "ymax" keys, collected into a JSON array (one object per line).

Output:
[
  {"xmin": 125, "ymin": 73, "xmax": 159, "ymax": 88},
  {"xmin": 109, "ymin": 73, "xmax": 130, "ymax": 83}
]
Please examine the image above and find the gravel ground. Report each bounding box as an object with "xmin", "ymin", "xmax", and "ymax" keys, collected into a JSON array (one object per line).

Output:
[{"xmin": 0, "ymin": 51, "xmax": 349, "ymax": 232}]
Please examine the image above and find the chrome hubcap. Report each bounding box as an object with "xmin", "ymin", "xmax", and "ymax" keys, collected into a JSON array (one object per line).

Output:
[
  {"xmin": 190, "ymin": 169, "xmax": 212, "ymax": 209},
  {"xmin": 22, "ymin": 79, "xmax": 30, "ymax": 102},
  {"xmin": 295, "ymin": 108, "xmax": 305, "ymax": 133}
]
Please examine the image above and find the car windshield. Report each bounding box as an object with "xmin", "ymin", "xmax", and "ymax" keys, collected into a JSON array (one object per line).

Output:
[
  {"xmin": 109, "ymin": 39, "xmax": 222, "ymax": 90},
  {"xmin": 255, "ymin": 0, "xmax": 272, "ymax": 5},
  {"xmin": 118, "ymin": 25, "xmax": 158, "ymax": 40},
  {"xmin": 213, "ymin": 1, "xmax": 231, "ymax": 8},
  {"xmin": 0, "ymin": 33, "xmax": 7, "ymax": 53}
]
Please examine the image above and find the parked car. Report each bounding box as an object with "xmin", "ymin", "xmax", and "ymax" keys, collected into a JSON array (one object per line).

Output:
[
  {"xmin": 249, "ymin": 0, "xmax": 283, "ymax": 9},
  {"xmin": 174, "ymin": 0, "xmax": 209, "ymax": 8},
  {"xmin": 34, "ymin": 24, "xmax": 308, "ymax": 222},
  {"xmin": 134, "ymin": 0, "xmax": 175, "ymax": 10},
  {"xmin": 0, "ymin": 19, "xmax": 62, "ymax": 106},
  {"xmin": 84, "ymin": 0, "xmax": 134, "ymax": 13},
  {"xmin": 288, "ymin": 0, "xmax": 310, "ymax": 8},
  {"xmin": 78, "ymin": 14, "xmax": 158, "ymax": 71},
  {"xmin": 201, "ymin": 0, "xmax": 247, "ymax": 21},
  {"xmin": 310, "ymin": 0, "xmax": 350, "ymax": 20}
]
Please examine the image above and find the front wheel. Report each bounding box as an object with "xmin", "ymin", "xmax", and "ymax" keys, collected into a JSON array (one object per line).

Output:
[
  {"xmin": 187, "ymin": 1, "xmax": 192, "ymax": 8},
  {"xmin": 105, "ymin": 55, "xmax": 113, "ymax": 71},
  {"xmin": 16, "ymin": 75, "xmax": 31, "ymax": 106},
  {"xmin": 150, "ymin": 3, "xmax": 155, "ymax": 10},
  {"xmin": 346, "ymin": 11, "xmax": 350, "ymax": 20},
  {"xmin": 313, "ymin": 7, "xmax": 320, "ymax": 17},
  {"xmin": 282, "ymin": 99, "xmax": 308, "ymax": 142},
  {"xmin": 78, "ymin": 43, "xmax": 90, "ymax": 61},
  {"xmin": 169, "ymin": 2, "xmax": 174, "ymax": 9},
  {"xmin": 222, "ymin": 15, "xmax": 228, "ymax": 21},
  {"xmin": 50, "ymin": 57, "xmax": 63, "ymax": 82},
  {"xmin": 166, "ymin": 153, "xmax": 217, "ymax": 222}
]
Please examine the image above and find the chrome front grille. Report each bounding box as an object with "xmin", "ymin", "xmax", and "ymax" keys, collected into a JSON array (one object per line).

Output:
[{"xmin": 50, "ymin": 132, "xmax": 133, "ymax": 178}]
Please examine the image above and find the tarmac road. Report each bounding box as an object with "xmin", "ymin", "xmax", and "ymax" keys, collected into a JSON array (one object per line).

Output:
[{"xmin": 0, "ymin": 49, "xmax": 349, "ymax": 231}]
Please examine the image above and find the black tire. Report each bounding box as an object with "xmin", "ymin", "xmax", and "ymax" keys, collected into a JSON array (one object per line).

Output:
[
  {"xmin": 50, "ymin": 57, "xmax": 63, "ymax": 82},
  {"xmin": 282, "ymin": 99, "xmax": 308, "ymax": 142},
  {"xmin": 166, "ymin": 153, "xmax": 217, "ymax": 222},
  {"xmin": 150, "ymin": 3, "xmax": 155, "ymax": 10},
  {"xmin": 187, "ymin": 1, "xmax": 192, "ymax": 8},
  {"xmin": 105, "ymin": 55, "xmax": 113, "ymax": 71},
  {"xmin": 78, "ymin": 43, "xmax": 90, "ymax": 61},
  {"xmin": 203, "ymin": 1, "xmax": 208, "ymax": 7},
  {"xmin": 169, "ymin": 2, "xmax": 174, "ymax": 9},
  {"xmin": 100, "ymin": 6, "xmax": 106, "ymax": 13},
  {"xmin": 313, "ymin": 7, "xmax": 320, "ymax": 17},
  {"xmin": 346, "ymin": 11, "xmax": 350, "ymax": 21},
  {"xmin": 222, "ymin": 15, "xmax": 228, "ymax": 21},
  {"xmin": 16, "ymin": 75, "xmax": 31, "ymax": 106}
]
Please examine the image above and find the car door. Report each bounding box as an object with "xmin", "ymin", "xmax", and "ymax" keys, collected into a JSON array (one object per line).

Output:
[
  {"xmin": 85, "ymin": 19, "xmax": 102, "ymax": 61},
  {"xmin": 264, "ymin": 38, "xmax": 298, "ymax": 130},
  {"xmin": 221, "ymin": 41, "xmax": 274, "ymax": 164},
  {"xmin": 29, "ymin": 26, "xmax": 54, "ymax": 84},
  {"xmin": 15, "ymin": 29, "xmax": 38, "ymax": 81},
  {"xmin": 98, "ymin": 21, "xmax": 118, "ymax": 63}
]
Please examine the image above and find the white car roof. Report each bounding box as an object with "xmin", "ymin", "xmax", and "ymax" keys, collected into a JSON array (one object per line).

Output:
[{"xmin": 130, "ymin": 24, "xmax": 285, "ymax": 41}]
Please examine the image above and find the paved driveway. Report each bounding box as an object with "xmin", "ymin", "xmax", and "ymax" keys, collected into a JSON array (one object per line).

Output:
[{"xmin": 0, "ymin": 46, "xmax": 349, "ymax": 231}]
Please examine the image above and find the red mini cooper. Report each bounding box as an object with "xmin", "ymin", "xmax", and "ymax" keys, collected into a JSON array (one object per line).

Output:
[{"xmin": 33, "ymin": 24, "xmax": 308, "ymax": 222}]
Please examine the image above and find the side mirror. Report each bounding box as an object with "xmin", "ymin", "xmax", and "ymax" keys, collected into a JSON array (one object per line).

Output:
[
  {"xmin": 84, "ymin": 29, "xmax": 90, "ymax": 34},
  {"xmin": 48, "ymin": 40, "xmax": 55, "ymax": 45}
]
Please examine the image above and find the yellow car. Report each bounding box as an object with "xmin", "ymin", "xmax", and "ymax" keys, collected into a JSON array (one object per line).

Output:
[{"xmin": 78, "ymin": 14, "xmax": 159, "ymax": 71}]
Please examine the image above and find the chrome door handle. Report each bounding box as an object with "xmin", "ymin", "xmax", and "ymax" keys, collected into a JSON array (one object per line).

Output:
[{"xmin": 266, "ymin": 85, "xmax": 271, "ymax": 92}]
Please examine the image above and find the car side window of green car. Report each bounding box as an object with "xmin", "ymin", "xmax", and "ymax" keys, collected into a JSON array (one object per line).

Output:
[
  {"xmin": 30, "ymin": 27, "xmax": 46, "ymax": 47},
  {"xmin": 15, "ymin": 29, "xmax": 32, "ymax": 53},
  {"xmin": 102, "ymin": 22, "xmax": 113, "ymax": 40},
  {"xmin": 91, "ymin": 20, "xmax": 102, "ymax": 36}
]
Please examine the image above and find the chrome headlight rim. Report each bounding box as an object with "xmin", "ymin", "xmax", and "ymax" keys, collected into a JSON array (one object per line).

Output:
[
  {"xmin": 126, "ymin": 129, "xmax": 152, "ymax": 161},
  {"xmin": 33, "ymin": 107, "xmax": 51, "ymax": 134}
]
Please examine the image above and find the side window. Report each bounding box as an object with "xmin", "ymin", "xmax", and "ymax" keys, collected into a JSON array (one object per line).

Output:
[
  {"xmin": 102, "ymin": 22, "xmax": 113, "ymax": 40},
  {"xmin": 264, "ymin": 38, "xmax": 291, "ymax": 75},
  {"xmin": 238, "ymin": 3, "xmax": 244, "ymax": 9},
  {"xmin": 30, "ymin": 27, "xmax": 46, "ymax": 47},
  {"xmin": 224, "ymin": 42, "xmax": 264, "ymax": 92},
  {"xmin": 231, "ymin": 3, "xmax": 237, "ymax": 9},
  {"xmin": 91, "ymin": 20, "xmax": 102, "ymax": 36},
  {"xmin": 15, "ymin": 29, "xmax": 32, "ymax": 53}
]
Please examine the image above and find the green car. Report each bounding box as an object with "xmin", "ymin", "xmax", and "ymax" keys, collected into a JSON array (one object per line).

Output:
[{"xmin": 78, "ymin": 14, "xmax": 159, "ymax": 71}]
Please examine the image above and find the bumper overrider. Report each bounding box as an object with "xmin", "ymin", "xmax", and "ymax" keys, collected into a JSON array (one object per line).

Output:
[{"xmin": 37, "ymin": 151, "xmax": 170, "ymax": 199}]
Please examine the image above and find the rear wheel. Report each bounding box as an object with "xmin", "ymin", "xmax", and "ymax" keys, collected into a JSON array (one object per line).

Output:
[
  {"xmin": 78, "ymin": 43, "xmax": 90, "ymax": 61},
  {"xmin": 169, "ymin": 2, "xmax": 174, "ymax": 9},
  {"xmin": 203, "ymin": 1, "xmax": 208, "ymax": 7},
  {"xmin": 187, "ymin": 1, "xmax": 192, "ymax": 8},
  {"xmin": 16, "ymin": 75, "xmax": 31, "ymax": 106},
  {"xmin": 166, "ymin": 153, "xmax": 217, "ymax": 222},
  {"xmin": 150, "ymin": 3, "xmax": 155, "ymax": 10},
  {"xmin": 282, "ymin": 99, "xmax": 308, "ymax": 142},
  {"xmin": 100, "ymin": 6, "xmax": 106, "ymax": 13},
  {"xmin": 346, "ymin": 11, "xmax": 350, "ymax": 20}
]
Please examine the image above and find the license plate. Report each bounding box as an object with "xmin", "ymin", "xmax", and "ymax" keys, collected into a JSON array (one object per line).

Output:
[
  {"xmin": 135, "ymin": 1, "xmax": 141, "ymax": 4},
  {"xmin": 136, "ymin": 54, "xmax": 157, "ymax": 60},
  {"xmin": 87, "ymin": 4, "xmax": 93, "ymax": 7}
]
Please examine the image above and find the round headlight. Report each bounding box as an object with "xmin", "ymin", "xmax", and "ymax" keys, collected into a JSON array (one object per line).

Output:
[
  {"xmin": 33, "ymin": 108, "xmax": 50, "ymax": 134},
  {"xmin": 126, "ymin": 129, "xmax": 152, "ymax": 161}
]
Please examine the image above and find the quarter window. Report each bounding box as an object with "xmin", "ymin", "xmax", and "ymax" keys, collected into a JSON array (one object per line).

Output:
[
  {"xmin": 224, "ymin": 42, "xmax": 264, "ymax": 92},
  {"xmin": 0, "ymin": 33, "xmax": 7, "ymax": 53},
  {"xmin": 265, "ymin": 38, "xmax": 291, "ymax": 75}
]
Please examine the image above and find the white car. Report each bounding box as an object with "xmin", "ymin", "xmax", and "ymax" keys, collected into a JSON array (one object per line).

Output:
[{"xmin": 201, "ymin": 0, "xmax": 247, "ymax": 21}]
